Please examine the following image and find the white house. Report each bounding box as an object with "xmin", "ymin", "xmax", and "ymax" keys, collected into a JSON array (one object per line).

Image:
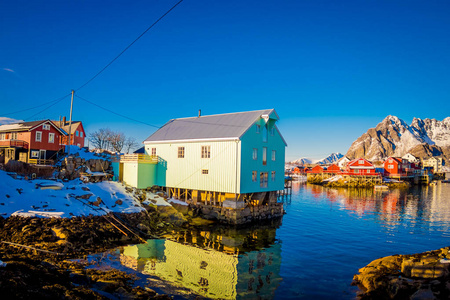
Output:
[
  {"xmin": 402, "ymin": 153, "xmax": 419, "ymax": 163},
  {"xmin": 115, "ymin": 109, "xmax": 287, "ymax": 224}
]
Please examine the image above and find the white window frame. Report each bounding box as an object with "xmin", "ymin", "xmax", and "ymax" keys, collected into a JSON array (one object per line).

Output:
[
  {"xmin": 35, "ymin": 131, "xmax": 42, "ymax": 142},
  {"xmin": 272, "ymin": 150, "xmax": 276, "ymax": 161},
  {"xmin": 48, "ymin": 133, "xmax": 55, "ymax": 143},
  {"xmin": 0, "ymin": 133, "xmax": 5, "ymax": 141},
  {"xmin": 42, "ymin": 124, "xmax": 50, "ymax": 130},
  {"xmin": 11, "ymin": 132, "xmax": 18, "ymax": 140},
  {"xmin": 31, "ymin": 151, "xmax": 39, "ymax": 158},
  {"xmin": 252, "ymin": 148, "xmax": 258, "ymax": 160}
]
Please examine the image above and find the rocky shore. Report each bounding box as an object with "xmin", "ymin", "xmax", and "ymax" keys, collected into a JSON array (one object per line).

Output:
[
  {"xmin": 353, "ymin": 247, "xmax": 450, "ymax": 299},
  {"xmin": 0, "ymin": 208, "xmax": 199, "ymax": 299}
]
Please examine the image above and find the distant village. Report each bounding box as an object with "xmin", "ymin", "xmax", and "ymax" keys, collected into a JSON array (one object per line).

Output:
[{"xmin": 286, "ymin": 154, "xmax": 445, "ymax": 186}]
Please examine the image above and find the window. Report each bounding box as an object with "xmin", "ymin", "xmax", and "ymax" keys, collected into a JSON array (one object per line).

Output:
[
  {"xmin": 272, "ymin": 150, "xmax": 276, "ymax": 161},
  {"xmin": 151, "ymin": 148, "xmax": 156, "ymax": 156},
  {"xmin": 252, "ymin": 171, "xmax": 257, "ymax": 182},
  {"xmin": 263, "ymin": 124, "xmax": 268, "ymax": 142},
  {"xmin": 262, "ymin": 147, "xmax": 267, "ymax": 166},
  {"xmin": 270, "ymin": 127, "xmax": 275, "ymax": 136},
  {"xmin": 11, "ymin": 132, "xmax": 17, "ymax": 140},
  {"xmin": 366, "ymin": 169, "xmax": 370, "ymax": 174},
  {"xmin": 80, "ymin": 132, "xmax": 83, "ymax": 138},
  {"xmin": 31, "ymin": 151, "xmax": 39, "ymax": 158},
  {"xmin": 358, "ymin": 159, "xmax": 364, "ymax": 164},
  {"xmin": 271, "ymin": 171, "xmax": 276, "ymax": 182},
  {"xmin": 201, "ymin": 146, "xmax": 210, "ymax": 158},
  {"xmin": 42, "ymin": 124, "xmax": 50, "ymax": 130},
  {"xmin": 75, "ymin": 131, "xmax": 79, "ymax": 137},
  {"xmin": 256, "ymin": 124, "xmax": 261, "ymax": 133},
  {"xmin": 35, "ymin": 131, "xmax": 42, "ymax": 142},
  {"xmin": 202, "ymin": 169, "xmax": 209, "ymax": 175},
  {"xmin": 260, "ymin": 172, "xmax": 268, "ymax": 188},
  {"xmin": 0, "ymin": 133, "xmax": 5, "ymax": 141},
  {"xmin": 178, "ymin": 147, "xmax": 185, "ymax": 158},
  {"xmin": 49, "ymin": 133, "xmax": 55, "ymax": 143},
  {"xmin": 252, "ymin": 148, "xmax": 258, "ymax": 160},
  {"xmin": 388, "ymin": 165, "xmax": 394, "ymax": 169}
]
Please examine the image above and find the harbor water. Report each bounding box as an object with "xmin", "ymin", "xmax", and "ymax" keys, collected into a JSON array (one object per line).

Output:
[{"xmin": 86, "ymin": 180, "xmax": 450, "ymax": 299}]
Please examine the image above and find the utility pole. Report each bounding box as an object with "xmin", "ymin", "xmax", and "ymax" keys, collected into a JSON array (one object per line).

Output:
[{"xmin": 68, "ymin": 90, "xmax": 74, "ymax": 155}]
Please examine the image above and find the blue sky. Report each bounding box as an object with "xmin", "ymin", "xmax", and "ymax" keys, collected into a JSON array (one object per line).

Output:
[{"xmin": 1, "ymin": 0, "xmax": 449, "ymax": 161}]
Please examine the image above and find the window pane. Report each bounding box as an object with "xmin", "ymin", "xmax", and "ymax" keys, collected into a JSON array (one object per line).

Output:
[
  {"xmin": 262, "ymin": 147, "xmax": 267, "ymax": 165},
  {"xmin": 253, "ymin": 148, "xmax": 257, "ymax": 160}
]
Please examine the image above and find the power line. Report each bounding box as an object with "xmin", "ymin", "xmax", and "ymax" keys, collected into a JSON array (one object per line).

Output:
[
  {"xmin": 75, "ymin": 0, "xmax": 184, "ymax": 92},
  {"xmin": 24, "ymin": 94, "xmax": 71, "ymax": 120},
  {"xmin": 3, "ymin": 93, "xmax": 71, "ymax": 117},
  {"xmin": 75, "ymin": 94, "xmax": 160, "ymax": 128}
]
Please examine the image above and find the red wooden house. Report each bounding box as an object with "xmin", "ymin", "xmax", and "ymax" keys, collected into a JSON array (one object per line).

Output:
[
  {"xmin": 346, "ymin": 158, "xmax": 377, "ymax": 175},
  {"xmin": 384, "ymin": 157, "xmax": 411, "ymax": 176},
  {"xmin": 310, "ymin": 165, "xmax": 325, "ymax": 173},
  {"xmin": 53, "ymin": 117, "xmax": 86, "ymax": 148},
  {"xmin": 326, "ymin": 164, "xmax": 341, "ymax": 174},
  {"xmin": 0, "ymin": 120, "xmax": 66, "ymax": 164}
]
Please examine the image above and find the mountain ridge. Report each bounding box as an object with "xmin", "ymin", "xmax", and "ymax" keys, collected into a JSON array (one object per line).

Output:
[{"xmin": 345, "ymin": 116, "xmax": 450, "ymax": 164}]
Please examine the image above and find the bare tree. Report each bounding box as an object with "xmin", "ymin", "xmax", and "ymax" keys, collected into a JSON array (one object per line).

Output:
[
  {"xmin": 89, "ymin": 128, "xmax": 113, "ymax": 151},
  {"xmin": 110, "ymin": 132, "xmax": 126, "ymax": 153},
  {"xmin": 124, "ymin": 136, "xmax": 139, "ymax": 154}
]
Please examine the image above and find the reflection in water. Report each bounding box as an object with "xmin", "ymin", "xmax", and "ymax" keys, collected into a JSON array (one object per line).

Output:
[
  {"xmin": 292, "ymin": 180, "xmax": 450, "ymax": 231},
  {"xmin": 119, "ymin": 223, "xmax": 283, "ymax": 299}
]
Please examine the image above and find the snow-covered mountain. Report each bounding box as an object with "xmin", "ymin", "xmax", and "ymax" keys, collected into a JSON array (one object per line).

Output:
[
  {"xmin": 292, "ymin": 157, "xmax": 314, "ymax": 165},
  {"xmin": 316, "ymin": 153, "xmax": 343, "ymax": 165},
  {"xmin": 292, "ymin": 153, "xmax": 343, "ymax": 165},
  {"xmin": 346, "ymin": 115, "xmax": 450, "ymax": 163}
]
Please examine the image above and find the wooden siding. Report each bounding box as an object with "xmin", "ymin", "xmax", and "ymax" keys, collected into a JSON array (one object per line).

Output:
[
  {"xmin": 145, "ymin": 140, "xmax": 240, "ymax": 194},
  {"xmin": 239, "ymin": 118, "xmax": 285, "ymax": 194}
]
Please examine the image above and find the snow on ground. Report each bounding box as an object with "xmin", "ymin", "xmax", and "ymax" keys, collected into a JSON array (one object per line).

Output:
[
  {"xmin": 0, "ymin": 169, "xmax": 146, "ymax": 218},
  {"xmin": 63, "ymin": 145, "xmax": 111, "ymax": 161}
]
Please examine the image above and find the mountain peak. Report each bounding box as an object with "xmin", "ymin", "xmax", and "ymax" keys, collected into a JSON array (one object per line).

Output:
[{"xmin": 346, "ymin": 115, "xmax": 450, "ymax": 164}]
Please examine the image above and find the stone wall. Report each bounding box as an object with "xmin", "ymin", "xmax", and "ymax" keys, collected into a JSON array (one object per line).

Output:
[{"xmin": 193, "ymin": 202, "xmax": 284, "ymax": 225}]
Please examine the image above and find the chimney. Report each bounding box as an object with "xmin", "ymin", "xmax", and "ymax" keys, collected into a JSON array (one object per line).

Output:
[
  {"xmin": 198, "ymin": 109, "xmax": 201, "ymax": 117},
  {"xmin": 63, "ymin": 116, "xmax": 66, "ymax": 124}
]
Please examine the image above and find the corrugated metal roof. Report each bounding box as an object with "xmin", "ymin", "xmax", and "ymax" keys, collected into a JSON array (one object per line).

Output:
[
  {"xmin": 145, "ymin": 109, "xmax": 278, "ymax": 142},
  {"xmin": 0, "ymin": 120, "xmax": 67, "ymax": 135}
]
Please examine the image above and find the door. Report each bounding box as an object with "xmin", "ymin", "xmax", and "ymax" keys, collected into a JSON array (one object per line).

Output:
[{"xmin": 39, "ymin": 150, "xmax": 46, "ymax": 163}]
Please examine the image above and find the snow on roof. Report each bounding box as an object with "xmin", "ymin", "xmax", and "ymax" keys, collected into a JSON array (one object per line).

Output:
[{"xmin": 144, "ymin": 109, "xmax": 279, "ymax": 143}]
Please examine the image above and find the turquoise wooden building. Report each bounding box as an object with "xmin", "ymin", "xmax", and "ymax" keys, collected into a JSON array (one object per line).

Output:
[{"xmin": 115, "ymin": 109, "xmax": 286, "ymax": 221}]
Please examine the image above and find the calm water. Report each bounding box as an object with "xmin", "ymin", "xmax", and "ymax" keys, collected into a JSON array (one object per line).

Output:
[{"xmin": 87, "ymin": 181, "xmax": 450, "ymax": 299}]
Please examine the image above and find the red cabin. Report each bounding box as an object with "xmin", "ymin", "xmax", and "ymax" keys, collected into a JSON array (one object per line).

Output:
[
  {"xmin": 384, "ymin": 157, "xmax": 411, "ymax": 176},
  {"xmin": 326, "ymin": 164, "xmax": 340, "ymax": 174},
  {"xmin": 346, "ymin": 158, "xmax": 377, "ymax": 175},
  {"xmin": 310, "ymin": 165, "xmax": 325, "ymax": 173}
]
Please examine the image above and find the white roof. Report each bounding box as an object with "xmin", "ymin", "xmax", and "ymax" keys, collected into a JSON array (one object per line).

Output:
[{"xmin": 144, "ymin": 109, "xmax": 285, "ymax": 143}]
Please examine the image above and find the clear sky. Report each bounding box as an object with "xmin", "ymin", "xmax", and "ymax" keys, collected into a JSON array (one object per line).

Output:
[{"xmin": 1, "ymin": 0, "xmax": 449, "ymax": 161}]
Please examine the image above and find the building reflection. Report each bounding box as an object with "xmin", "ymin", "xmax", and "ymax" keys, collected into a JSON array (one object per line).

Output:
[
  {"xmin": 119, "ymin": 221, "xmax": 282, "ymax": 300},
  {"xmin": 300, "ymin": 182, "xmax": 450, "ymax": 228}
]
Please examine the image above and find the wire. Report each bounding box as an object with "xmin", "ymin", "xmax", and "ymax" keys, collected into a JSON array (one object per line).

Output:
[
  {"xmin": 3, "ymin": 93, "xmax": 71, "ymax": 117},
  {"xmin": 24, "ymin": 94, "xmax": 71, "ymax": 121},
  {"xmin": 75, "ymin": 94, "xmax": 160, "ymax": 128},
  {"xmin": 75, "ymin": 0, "xmax": 184, "ymax": 92}
]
